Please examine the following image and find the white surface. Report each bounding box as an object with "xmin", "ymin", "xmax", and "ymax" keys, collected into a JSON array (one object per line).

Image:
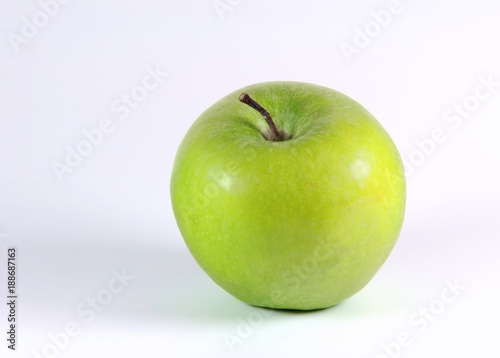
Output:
[{"xmin": 1, "ymin": 0, "xmax": 499, "ymax": 357}]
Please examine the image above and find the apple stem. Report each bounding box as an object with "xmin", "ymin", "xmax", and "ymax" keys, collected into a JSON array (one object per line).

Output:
[{"xmin": 239, "ymin": 93, "xmax": 283, "ymax": 141}]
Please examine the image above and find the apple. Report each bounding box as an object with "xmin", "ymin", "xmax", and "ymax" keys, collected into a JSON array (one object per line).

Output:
[{"xmin": 170, "ymin": 81, "xmax": 405, "ymax": 310}]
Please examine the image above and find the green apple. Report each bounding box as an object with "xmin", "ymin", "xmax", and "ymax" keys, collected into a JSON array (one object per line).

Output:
[{"xmin": 170, "ymin": 81, "xmax": 405, "ymax": 310}]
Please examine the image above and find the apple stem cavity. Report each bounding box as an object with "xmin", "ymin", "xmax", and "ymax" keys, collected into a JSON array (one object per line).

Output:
[{"xmin": 239, "ymin": 93, "xmax": 288, "ymax": 142}]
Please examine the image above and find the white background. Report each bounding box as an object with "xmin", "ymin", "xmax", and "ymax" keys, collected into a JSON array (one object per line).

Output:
[{"xmin": 1, "ymin": 0, "xmax": 499, "ymax": 357}]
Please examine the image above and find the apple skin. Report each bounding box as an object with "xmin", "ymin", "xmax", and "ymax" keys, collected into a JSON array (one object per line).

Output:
[{"xmin": 171, "ymin": 81, "xmax": 405, "ymax": 310}]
